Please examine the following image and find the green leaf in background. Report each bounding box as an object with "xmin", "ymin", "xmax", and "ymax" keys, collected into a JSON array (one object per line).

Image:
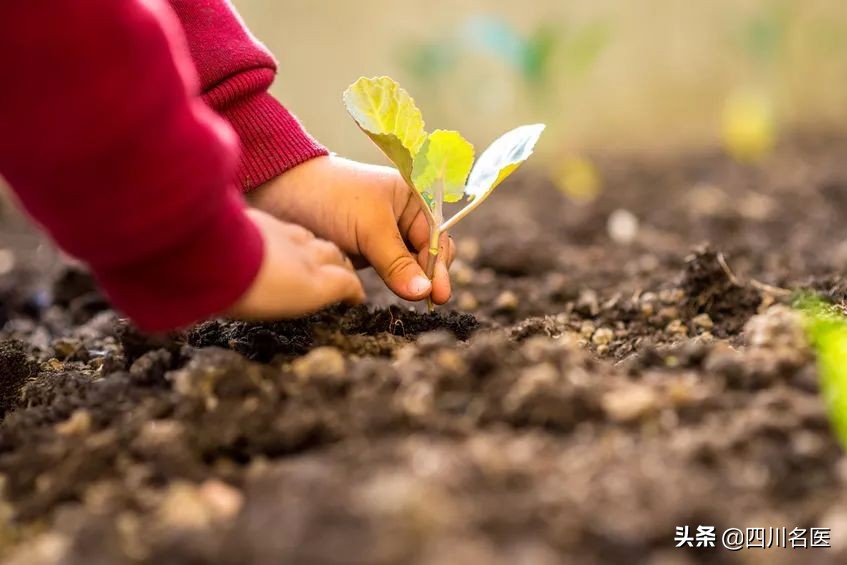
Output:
[
  {"xmin": 411, "ymin": 130, "xmax": 474, "ymax": 210},
  {"xmin": 464, "ymin": 16, "xmax": 526, "ymax": 71},
  {"xmin": 343, "ymin": 76, "xmax": 428, "ymax": 185},
  {"xmin": 740, "ymin": 0, "xmax": 790, "ymax": 64},
  {"xmin": 464, "ymin": 124, "xmax": 545, "ymax": 203},
  {"xmin": 523, "ymin": 25, "xmax": 558, "ymax": 84},
  {"xmin": 400, "ymin": 41, "xmax": 458, "ymax": 83},
  {"xmin": 561, "ymin": 20, "xmax": 611, "ymax": 79},
  {"xmin": 800, "ymin": 297, "xmax": 847, "ymax": 449},
  {"xmin": 462, "ymin": 16, "xmax": 609, "ymax": 87},
  {"xmin": 463, "ymin": 17, "xmax": 558, "ymax": 85}
]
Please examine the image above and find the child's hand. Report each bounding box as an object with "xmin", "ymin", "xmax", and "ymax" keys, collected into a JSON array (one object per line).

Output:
[
  {"xmin": 247, "ymin": 156, "xmax": 455, "ymax": 305},
  {"xmin": 226, "ymin": 210, "xmax": 365, "ymax": 320}
]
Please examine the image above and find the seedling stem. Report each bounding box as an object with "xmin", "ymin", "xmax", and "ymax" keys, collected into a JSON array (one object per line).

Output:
[{"xmin": 424, "ymin": 178, "xmax": 445, "ymax": 311}]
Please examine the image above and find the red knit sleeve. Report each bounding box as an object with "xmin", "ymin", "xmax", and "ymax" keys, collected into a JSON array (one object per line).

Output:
[
  {"xmin": 0, "ymin": 0, "xmax": 264, "ymax": 332},
  {"xmin": 168, "ymin": 0, "xmax": 329, "ymax": 191}
]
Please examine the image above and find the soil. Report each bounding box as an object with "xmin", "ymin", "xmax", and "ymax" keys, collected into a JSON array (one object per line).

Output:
[{"xmin": 1, "ymin": 134, "xmax": 847, "ymax": 564}]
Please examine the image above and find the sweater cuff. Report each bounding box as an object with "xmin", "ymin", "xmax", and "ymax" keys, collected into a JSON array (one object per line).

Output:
[
  {"xmin": 93, "ymin": 188, "xmax": 264, "ymax": 333},
  {"xmin": 214, "ymin": 72, "xmax": 328, "ymax": 191}
]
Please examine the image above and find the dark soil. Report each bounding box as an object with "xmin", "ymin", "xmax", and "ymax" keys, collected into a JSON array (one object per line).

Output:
[{"xmin": 1, "ymin": 134, "xmax": 847, "ymax": 564}]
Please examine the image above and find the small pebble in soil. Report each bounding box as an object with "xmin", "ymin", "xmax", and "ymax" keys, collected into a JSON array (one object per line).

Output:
[
  {"xmin": 738, "ymin": 191, "xmax": 777, "ymax": 221},
  {"xmin": 452, "ymin": 260, "xmax": 474, "ymax": 286},
  {"xmin": 659, "ymin": 288, "xmax": 685, "ymax": 304},
  {"xmin": 591, "ymin": 327, "xmax": 614, "ymax": 346},
  {"xmin": 52, "ymin": 338, "xmax": 84, "ymax": 361},
  {"xmin": 657, "ymin": 306, "xmax": 680, "ymax": 321},
  {"xmin": 602, "ymin": 384, "xmax": 658, "ymax": 423},
  {"xmin": 41, "ymin": 358, "xmax": 64, "ymax": 372},
  {"xmin": 157, "ymin": 480, "xmax": 242, "ymax": 531},
  {"xmin": 494, "ymin": 290, "xmax": 519, "ymax": 312},
  {"xmin": 198, "ymin": 479, "xmax": 243, "ymax": 521},
  {"xmin": 435, "ymin": 349, "xmax": 467, "ymax": 374},
  {"xmin": 688, "ymin": 182, "xmax": 727, "ymax": 215},
  {"xmin": 457, "ymin": 291, "xmax": 479, "ymax": 311},
  {"xmin": 292, "ymin": 346, "xmax": 346, "ymax": 380},
  {"xmin": 607, "ymin": 208, "xmax": 639, "ymax": 245},
  {"xmin": 3, "ymin": 533, "xmax": 70, "ymax": 565},
  {"xmin": 579, "ymin": 321, "xmax": 596, "ymax": 340},
  {"xmin": 135, "ymin": 420, "xmax": 185, "ymax": 453},
  {"xmin": 54, "ymin": 409, "xmax": 92, "ymax": 437},
  {"xmin": 399, "ymin": 380, "xmax": 434, "ymax": 418},
  {"xmin": 639, "ymin": 292, "xmax": 657, "ymax": 316},
  {"xmin": 504, "ymin": 363, "xmax": 558, "ymax": 415},
  {"xmin": 692, "ymin": 313, "xmax": 714, "ymax": 331},
  {"xmin": 665, "ymin": 319, "xmax": 689, "ymax": 337}
]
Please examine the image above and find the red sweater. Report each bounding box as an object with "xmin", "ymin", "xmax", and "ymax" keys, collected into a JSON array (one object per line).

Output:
[{"xmin": 0, "ymin": 0, "xmax": 327, "ymax": 331}]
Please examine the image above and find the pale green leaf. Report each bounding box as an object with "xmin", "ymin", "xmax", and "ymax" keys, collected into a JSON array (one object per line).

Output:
[
  {"xmin": 465, "ymin": 124, "xmax": 545, "ymax": 203},
  {"xmin": 343, "ymin": 76, "xmax": 428, "ymax": 184},
  {"xmin": 411, "ymin": 130, "xmax": 475, "ymax": 210},
  {"xmin": 801, "ymin": 297, "xmax": 847, "ymax": 449}
]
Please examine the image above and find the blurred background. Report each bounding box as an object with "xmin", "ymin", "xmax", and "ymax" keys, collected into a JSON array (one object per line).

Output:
[
  {"xmin": 2, "ymin": 0, "xmax": 847, "ymax": 276},
  {"xmin": 236, "ymin": 0, "xmax": 847, "ymax": 183}
]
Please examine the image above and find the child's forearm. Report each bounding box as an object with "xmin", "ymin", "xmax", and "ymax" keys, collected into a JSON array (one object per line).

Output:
[
  {"xmin": 0, "ymin": 0, "xmax": 263, "ymax": 331},
  {"xmin": 167, "ymin": 0, "xmax": 328, "ymax": 191}
]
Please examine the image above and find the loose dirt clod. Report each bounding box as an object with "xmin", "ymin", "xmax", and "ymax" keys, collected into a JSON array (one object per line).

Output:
[{"xmin": 0, "ymin": 340, "xmax": 36, "ymax": 417}]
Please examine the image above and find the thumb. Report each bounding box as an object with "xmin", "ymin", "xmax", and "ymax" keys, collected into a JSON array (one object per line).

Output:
[{"xmin": 366, "ymin": 229, "xmax": 432, "ymax": 301}]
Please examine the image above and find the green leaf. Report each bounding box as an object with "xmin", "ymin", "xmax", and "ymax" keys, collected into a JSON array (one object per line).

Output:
[
  {"xmin": 800, "ymin": 297, "xmax": 847, "ymax": 449},
  {"xmin": 343, "ymin": 76, "xmax": 428, "ymax": 185},
  {"xmin": 464, "ymin": 124, "xmax": 545, "ymax": 203},
  {"xmin": 524, "ymin": 26, "xmax": 559, "ymax": 83},
  {"xmin": 561, "ymin": 21, "xmax": 611, "ymax": 79},
  {"xmin": 411, "ymin": 130, "xmax": 474, "ymax": 210}
]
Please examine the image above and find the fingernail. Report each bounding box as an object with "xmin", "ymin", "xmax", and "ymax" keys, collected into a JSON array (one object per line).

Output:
[{"xmin": 409, "ymin": 275, "xmax": 432, "ymax": 297}]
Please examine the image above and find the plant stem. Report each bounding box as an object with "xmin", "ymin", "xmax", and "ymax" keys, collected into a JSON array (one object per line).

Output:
[
  {"xmin": 425, "ymin": 224, "xmax": 440, "ymax": 312},
  {"xmin": 440, "ymin": 194, "xmax": 481, "ymax": 232},
  {"xmin": 425, "ymin": 178, "xmax": 445, "ymax": 312}
]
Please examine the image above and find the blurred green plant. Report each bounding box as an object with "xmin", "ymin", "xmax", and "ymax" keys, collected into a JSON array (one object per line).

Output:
[
  {"xmin": 798, "ymin": 295, "xmax": 847, "ymax": 449},
  {"xmin": 464, "ymin": 16, "xmax": 554, "ymax": 84},
  {"xmin": 398, "ymin": 15, "xmax": 608, "ymax": 204},
  {"xmin": 343, "ymin": 76, "xmax": 544, "ymax": 309},
  {"xmin": 400, "ymin": 43, "xmax": 457, "ymax": 84},
  {"xmin": 739, "ymin": 0, "xmax": 791, "ymax": 65},
  {"xmin": 721, "ymin": 2, "xmax": 793, "ymax": 163},
  {"xmin": 400, "ymin": 15, "xmax": 610, "ymax": 94}
]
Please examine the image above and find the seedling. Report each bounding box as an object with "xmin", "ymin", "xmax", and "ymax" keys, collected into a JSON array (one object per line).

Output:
[{"xmin": 343, "ymin": 76, "xmax": 544, "ymax": 309}]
